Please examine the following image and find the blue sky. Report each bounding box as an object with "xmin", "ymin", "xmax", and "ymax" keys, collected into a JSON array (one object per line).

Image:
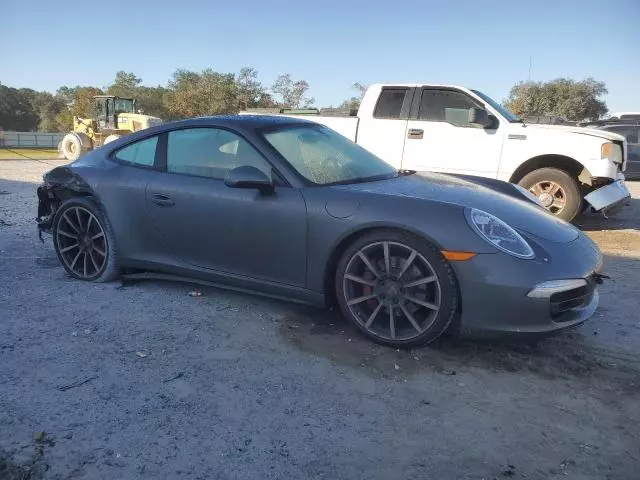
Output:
[{"xmin": 4, "ymin": 0, "xmax": 639, "ymax": 113}]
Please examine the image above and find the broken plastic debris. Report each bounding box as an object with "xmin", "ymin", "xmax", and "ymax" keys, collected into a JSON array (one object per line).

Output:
[
  {"xmin": 188, "ymin": 289, "xmax": 202, "ymax": 297},
  {"xmin": 394, "ymin": 364, "xmax": 400, "ymax": 370},
  {"xmin": 135, "ymin": 351, "xmax": 148, "ymax": 358}
]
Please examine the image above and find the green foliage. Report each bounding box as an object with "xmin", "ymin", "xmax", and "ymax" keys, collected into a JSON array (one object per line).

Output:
[
  {"xmin": 0, "ymin": 83, "xmax": 39, "ymax": 131},
  {"xmin": 271, "ymin": 74, "xmax": 314, "ymax": 108},
  {"xmin": 504, "ymin": 78, "xmax": 608, "ymax": 121},
  {"xmin": 337, "ymin": 82, "xmax": 367, "ymax": 111},
  {"xmin": 106, "ymin": 71, "xmax": 168, "ymax": 119},
  {"xmin": 166, "ymin": 69, "xmax": 238, "ymax": 118},
  {"xmin": 2, "ymin": 69, "xmax": 321, "ymax": 131}
]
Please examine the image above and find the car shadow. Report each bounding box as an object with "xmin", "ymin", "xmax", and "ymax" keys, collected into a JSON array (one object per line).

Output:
[{"xmin": 278, "ymin": 248, "xmax": 640, "ymax": 389}]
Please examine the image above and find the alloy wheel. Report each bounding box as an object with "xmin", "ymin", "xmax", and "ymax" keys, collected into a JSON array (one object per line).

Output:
[
  {"xmin": 56, "ymin": 206, "xmax": 108, "ymax": 279},
  {"xmin": 529, "ymin": 180, "xmax": 566, "ymax": 215},
  {"xmin": 342, "ymin": 241, "xmax": 442, "ymax": 342}
]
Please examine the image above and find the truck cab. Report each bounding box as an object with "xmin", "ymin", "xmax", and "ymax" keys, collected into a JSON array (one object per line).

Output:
[{"xmin": 245, "ymin": 84, "xmax": 630, "ymax": 221}]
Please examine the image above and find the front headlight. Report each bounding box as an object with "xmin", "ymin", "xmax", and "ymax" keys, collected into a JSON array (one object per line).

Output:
[
  {"xmin": 601, "ymin": 142, "xmax": 623, "ymax": 164},
  {"xmin": 467, "ymin": 208, "xmax": 535, "ymax": 259}
]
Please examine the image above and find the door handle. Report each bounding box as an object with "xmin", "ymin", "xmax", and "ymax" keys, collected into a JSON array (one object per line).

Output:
[
  {"xmin": 407, "ymin": 129, "xmax": 424, "ymax": 139},
  {"xmin": 151, "ymin": 193, "xmax": 175, "ymax": 207}
]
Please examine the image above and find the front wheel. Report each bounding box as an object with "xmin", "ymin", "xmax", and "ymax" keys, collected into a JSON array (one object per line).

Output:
[
  {"xmin": 335, "ymin": 230, "xmax": 459, "ymax": 348},
  {"xmin": 52, "ymin": 198, "xmax": 120, "ymax": 282},
  {"xmin": 517, "ymin": 168, "xmax": 582, "ymax": 221},
  {"xmin": 60, "ymin": 133, "xmax": 86, "ymax": 161}
]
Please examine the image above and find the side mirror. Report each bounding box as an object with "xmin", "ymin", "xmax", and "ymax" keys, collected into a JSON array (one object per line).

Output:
[
  {"xmin": 468, "ymin": 107, "xmax": 494, "ymax": 128},
  {"xmin": 224, "ymin": 166, "xmax": 274, "ymax": 195}
]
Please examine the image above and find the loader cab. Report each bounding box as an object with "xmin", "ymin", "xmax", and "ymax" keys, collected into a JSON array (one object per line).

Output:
[{"xmin": 94, "ymin": 96, "xmax": 136, "ymax": 131}]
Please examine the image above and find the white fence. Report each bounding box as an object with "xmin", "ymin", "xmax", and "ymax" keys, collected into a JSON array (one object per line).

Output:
[{"xmin": 0, "ymin": 131, "xmax": 64, "ymax": 148}]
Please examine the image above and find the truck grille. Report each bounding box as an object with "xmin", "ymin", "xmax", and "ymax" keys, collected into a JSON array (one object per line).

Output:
[
  {"xmin": 550, "ymin": 277, "xmax": 596, "ymax": 320},
  {"xmin": 615, "ymin": 140, "xmax": 625, "ymax": 172}
]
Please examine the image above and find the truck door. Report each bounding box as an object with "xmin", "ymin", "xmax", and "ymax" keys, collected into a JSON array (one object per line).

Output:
[
  {"xmin": 401, "ymin": 87, "xmax": 504, "ymax": 178},
  {"xmin": 355, "ymin": 87, "xmax": 412, "ymax": 168}
]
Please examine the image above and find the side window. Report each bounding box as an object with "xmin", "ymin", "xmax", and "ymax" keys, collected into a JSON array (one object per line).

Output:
[
  {"xmin": 166, "ymin": 128, "xmax": 272, "ymax": 180},
  {"xmin": 373, "ymin": 88, "xmax": 408, "ymax": 119},
  {"xmin": 114, "ymin": 136, "xmax": 158, "ymax": 166},
  {"xmin": 605, "ymin": 126, "xmax": 639, "ymax": 144},
  {"xmin": 418, "ymin": 89, "xmax": 480, "ymax": 126}
]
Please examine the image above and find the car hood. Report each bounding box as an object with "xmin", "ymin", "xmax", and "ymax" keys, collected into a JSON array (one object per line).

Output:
[
  {"xmin": 523, "ymin": 123, "xmax": 626, "ymax": 142},
  {"xmin": 334, "ymin": 172, "xmax": 580, "ymax": 243}
]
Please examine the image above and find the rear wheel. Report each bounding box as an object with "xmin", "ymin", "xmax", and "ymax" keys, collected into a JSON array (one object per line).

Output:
[
  {"xmin": 335, "ymin": 230, "xmax": 458, "ymax": 348},
  {"xmin": 52, "ymin": 198, "xmax": 120, "ymax": 282},
  {"xmin": 518, "ymin": 168, "xmax": 582, "ymax": 221}
]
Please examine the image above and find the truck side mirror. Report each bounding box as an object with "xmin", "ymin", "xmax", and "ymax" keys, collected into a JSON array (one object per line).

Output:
[{"xmin": 468, "ymin": 107, "xmax": 493, "ymax": 128}]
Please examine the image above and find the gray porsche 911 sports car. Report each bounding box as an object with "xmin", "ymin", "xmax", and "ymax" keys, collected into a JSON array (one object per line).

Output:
[{"xmin": 36, "ymin": 115, "xmax": 604, "ymax": 347}]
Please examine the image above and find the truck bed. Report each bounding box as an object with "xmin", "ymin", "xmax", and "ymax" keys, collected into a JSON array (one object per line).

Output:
[{"xmin": 239, "ymin": 112, "xmax": 359, "ymax": 142}]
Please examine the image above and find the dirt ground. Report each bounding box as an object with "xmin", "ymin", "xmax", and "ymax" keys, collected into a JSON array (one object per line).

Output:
[{"xmin": 1, "ymin": 159, "xmax": 639, "ymax": 480}]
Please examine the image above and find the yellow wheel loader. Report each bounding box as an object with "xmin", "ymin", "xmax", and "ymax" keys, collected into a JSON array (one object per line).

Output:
[{"xmin": 60, "ymin": 96, "xmax": 162, "ymax": 161}]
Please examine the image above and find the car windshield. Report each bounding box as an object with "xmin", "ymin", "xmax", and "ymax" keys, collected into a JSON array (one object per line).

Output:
[
  {"xmin": 471, "ymin": 90, "xmax": 521, "ymax": 123},
  {"xmin": 114, "ymin": 98, "xmax": 134, "ymax": 114},
  {"xmin": 261, "ymin": 124, "xmax": 398, "ymax": 185}
]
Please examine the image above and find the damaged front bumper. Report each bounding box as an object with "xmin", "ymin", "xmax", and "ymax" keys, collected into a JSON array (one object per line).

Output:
[
  {"xmin": 584, "ymin": 174, "xmax": 631, "ymax": 213},
  {"xmin": 36, "ymin": 184, "xmax": 60, "ymax": 240}
]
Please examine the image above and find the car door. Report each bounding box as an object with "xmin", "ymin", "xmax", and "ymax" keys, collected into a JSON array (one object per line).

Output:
[
  {"xmin": 356, "ymin": 87, "xmax": 412, "ymax": 168},
  {"xmin": 145, "ymin": 126, "xmax": 307, "ymax": 287},
  {"xmin": 400, "ymin": 87, "xmax": 504, "ymax": 177}
]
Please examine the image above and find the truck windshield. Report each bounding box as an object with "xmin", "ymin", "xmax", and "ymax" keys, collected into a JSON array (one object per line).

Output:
[
  {"xmin": 471, "ymin": 90, "xmax": 521, "ymax": 123},
  {"xmin": 262, "ymin": 124, "xmax": 398, "ymax": 185},
  {"xmin": 114, "ymin": 98, "xmax": 134, "ymax": 114}
]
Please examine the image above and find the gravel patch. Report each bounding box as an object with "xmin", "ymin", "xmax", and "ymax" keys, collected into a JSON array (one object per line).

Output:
[{"xmin": 1, "ymin": 160, "xmax": 639, "ymax": 479}]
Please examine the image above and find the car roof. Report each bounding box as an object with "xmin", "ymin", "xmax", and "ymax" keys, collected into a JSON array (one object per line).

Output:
[
  {"xmin": 177, "ymin": 114, "xmax": 315, "ymax": 129},
  {"xmin": 111, "ymin": 115, "xmax": 320, "ymax": 147}
]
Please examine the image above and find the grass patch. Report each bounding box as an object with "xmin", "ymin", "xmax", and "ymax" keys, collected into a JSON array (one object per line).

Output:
[{"xmin": 0, "ymin": 148, "xmax": 60, "ymax": 160}]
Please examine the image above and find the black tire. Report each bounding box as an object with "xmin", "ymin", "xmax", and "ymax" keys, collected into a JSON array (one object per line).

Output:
[
  {"xmin": 61, "ymin": 133, "xmax": 83, "ymax": 161},
  {"xmin": 335, "ymin": 229, "xmax": 458, "ymax": 348},
  {"xmin": 52, "ymin": 197, "xmax": 120, "ymax": 282},
  {"xmin": 517, "ymin": 168, "xmax": 582, "ymax": 221}
]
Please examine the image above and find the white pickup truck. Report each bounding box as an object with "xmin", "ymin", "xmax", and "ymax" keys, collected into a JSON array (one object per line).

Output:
[{"xmin": 243, "ymin": 84, "xmax": 630, "ymax": 221}]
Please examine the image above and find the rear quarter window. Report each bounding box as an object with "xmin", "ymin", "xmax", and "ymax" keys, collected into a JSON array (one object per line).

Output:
[
  {"xmin": 373, "ymin": 88, "xmax": 408, "ymax": 119},
  {"xmin": 114, "ymin": 136, "xmax": 158, "ymax": 166}
]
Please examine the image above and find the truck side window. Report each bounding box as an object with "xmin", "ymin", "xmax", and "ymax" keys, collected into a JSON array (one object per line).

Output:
[
  {"xmin": 373, "ymin": 88, "xmax": 408, "ymax": 119},
  {"xmin": 418, "ymin": 89, "xmax": 480, "ymax": 126}
]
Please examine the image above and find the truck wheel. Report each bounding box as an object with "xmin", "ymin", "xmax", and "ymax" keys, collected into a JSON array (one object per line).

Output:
[
  {"xmin": 103, "ymin": 134, "xmax": 121, "ymax": 145},
  {"xmin": 61, "ymin": 133, "xmax": 85, "ymax": 161},
  {"xmin": 518, "ymin": 168, "xmax": 581, "ymax": 221}
]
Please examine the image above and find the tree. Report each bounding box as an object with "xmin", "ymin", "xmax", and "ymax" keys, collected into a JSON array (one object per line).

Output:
[
  {"xmin": 236, "ymin": 67, "xmax": 266, "ymax": 110},
  {"xmin": 18, "ymin": 89, "xmax": 66, "ymax": 132},
  {"xmin": 105, "ymin": 72, "xmax": 168, "ymax": 119},
  {"xmin": 51, "ymin": 86, "xmax": 103, "ymax": 131},
  {"xmin": 166, "ymin": 68, "xmax": 238, "ymax": 118},
  {"xmin": 338, "ymin": 82, "xmax": 368, "ymax": 111},
  {"xmin": 0, "ymin": 83, "xmax": 39, "ymax": 131},
  {"xmin": 504, "ymin": 78, "xmax": 608, "ymax": 121},
  {"xmin": 271, "ymin": 74, "xmax": 314, "ymax": 108},
  {"xmin": 106, "ymin": 71, "xmax": 142, "ymax": 99}
]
